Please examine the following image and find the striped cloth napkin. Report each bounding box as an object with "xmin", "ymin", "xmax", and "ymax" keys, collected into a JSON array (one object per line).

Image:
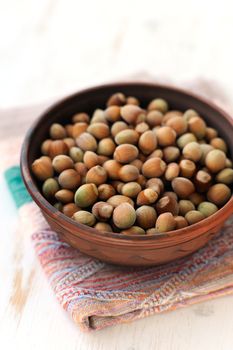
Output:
[{"xmin": 1, "ymin": 80, "xmax": 233, "ymax": 332}]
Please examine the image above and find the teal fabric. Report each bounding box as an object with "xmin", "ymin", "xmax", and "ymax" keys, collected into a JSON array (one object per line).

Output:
[{"xmin": 4, "ymin": 166, "xmax": 32, "ymax": 208}]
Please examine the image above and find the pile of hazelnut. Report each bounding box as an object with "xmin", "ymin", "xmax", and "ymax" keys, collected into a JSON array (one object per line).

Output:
[{"xmin": 31, "ymin": 92, "xmax": 233, "ymax": 235}]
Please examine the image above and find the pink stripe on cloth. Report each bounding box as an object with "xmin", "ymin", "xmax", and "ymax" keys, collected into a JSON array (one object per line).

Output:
[{"xmin": 18, "ymin": 203, "xmax": 233, "ymax": 331}]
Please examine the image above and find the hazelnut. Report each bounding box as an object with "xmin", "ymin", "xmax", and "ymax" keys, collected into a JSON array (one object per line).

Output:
[
  {"xmin": 98, "ymin": 184, "xmax": 116, "ymax": 200},
  {"xmin": 42, "ymin": 178, "xmax": 59, "ymax": 199},
  {"xmin": 58, "ymin": 169, "xmax": 81, "ymax": 190},
  {"xmin": 136, "ymin": 188, "xmax": 158, "ymax": 205},
  {"xmin": 185, "ymin": 210, "xmax": 205, "ymax": 225},
  {"xmin": 138, "ymin": 130, "xmax": 157, "ymax": 155},
  {"xmin": 115, "ymin": 129, "xmax": 139, "ymax": 145},
  {"xmin": 49, "ymin": 123, "xmax": 67, "ymax": 139},
  {"xmin": 74, "ymin": 183, "xmax": 98, "ymax": 207},
  {"xmin": 121, "ymin": 105, "xmax": 146, "ymax": 124},
  {"xmin": 73, "ymin": 211, "xmax": 96, "ymax": 226},
  {"xmin": 136, "ymin": 205, "xmax": 157, "ymax": 229},
  {"xmin": 119, "ymin": 164, "xmax": 139, "ymax": 182},
  {"xmin": 72, "ymin": 122, "xmax": 88, "ymax": 138},
  {"xmin": 155, "ymin": 213, "xmax": 176, "ymax": 232},
  {"xmin": 171, "ymin": 177, "xmax": 195, "ymax": 198},
  {"xmin": 76, "ymin": 132, "xmax": 97, "ymax": 152},
  {"xmin": 205, "ymin": 149, "xmax": 226, "ymax": 173},
  {"xmin": 92, "ymin": 201, "xmax": 113, "ymax": 221},
  {"xmin": 113, "ymin": 203, "xmax": 136, "ymax": 229},
  {"xmin": 62, "ymin": 203, "xmax": 80, "ymax": 217},
  {"xmin": 156, "ymin": 126, "xmax": 176, "ymax": 146},
  {"xmin": 55, "ymin": 189, "xmax": 74, "ymax": 203},
  {"xmin": 121, "ymin": 226, "xmax": 145, "ymax": 235},
  {"xmin": 52, "ymin": 155, "xmax": 74, "ymax": 173},
  {"xmin": 142, "ymin": 157, "xmax": 166, "ymax": 178},
  {"xmin": 31, "ymin": 157, "xmax": 54, "ymax": 181},
  {"xmin": 114, "ymin": 144, "xmax": 139, "ymax": 163},
  {"xmin": 207, "ymin": 184, "xmax": 231, "ymax": 206},
  {"xmin": 107, "ymin": 195, "xmax": 134, "ymax": 208},
  {"xmin": 72, "ymin": 112, "xmax": 90, "ymax": 124},
  {"xmin": 86, "ymin": 165, "xmax": 107, "ymax": 185},
  {"xmin": 147, "ymin": 98, "xmax": 168, "ymax": 113},
  {"xmin": 87, "ymin": 123, "xmax": 110, "ymax": 139}
]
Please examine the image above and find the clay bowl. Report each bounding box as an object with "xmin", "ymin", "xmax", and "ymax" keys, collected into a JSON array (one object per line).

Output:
[{"xmin": 21, "ymin": 82, "xmax": 233, "ymax": 266}]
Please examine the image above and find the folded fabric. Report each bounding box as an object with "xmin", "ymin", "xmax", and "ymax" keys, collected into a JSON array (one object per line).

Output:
[{"xmin": 1, "ymin": 80, "xmax": 233, "ymax": 331}]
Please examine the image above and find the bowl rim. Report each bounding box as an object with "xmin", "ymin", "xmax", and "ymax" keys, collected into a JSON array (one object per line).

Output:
[{"xmin": 20, "ymin": 81, "xmax": 233, "ymax": 244}]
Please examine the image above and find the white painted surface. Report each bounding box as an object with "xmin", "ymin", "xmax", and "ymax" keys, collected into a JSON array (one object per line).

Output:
[{"xmin": 1, "ymin": 0, "xmax": 233, "ymax": 349}]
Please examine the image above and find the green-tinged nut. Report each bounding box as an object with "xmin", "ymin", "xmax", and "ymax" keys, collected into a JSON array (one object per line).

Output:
[
  {"xmin": 42, "ymin": 178, "xmax": 59, "ymax": 199},
  {"xmin": 178, "ymin": 200, "xmax": 195, "ymax": 216},
  {"xmin": 92, "ymin": 201, "xmax": 113, "ymax": 221},
  {"xmin": 188, "ymin": 116, "xmax": 206, "ymax": 139},
  {"xmin": 138, "ymin": 130, "xmax": 157, "ymax": 155},
  {"xmin": 136, "ymin": 205, "xmax": 157, "ymax": 229},
  {"xmin": 49, "ymin": 123, "xmax": 67, "ymax": 139},
  {"xmin": 226, "ymin": 159, "xmax": 233, "ymax": 168},
  {"xmin": 156, "ymin": 196, "xmax": 179, "ymax": 215},
  {"xmin": 199, "ymin": 144, "xmax": 214, "ymax": 165},
  {"xmin": 205, "ymin": 149, "xmax": 226, "ymax": 173},
  {"xmin": 94, "ymin": 222, "xmax": 113, "ymax": 232},
  {"xmin": 198, "ymin": 202, "xmax": 218, "ymax": 217},
  {"xmin": 210, "ymin": 137, "xmax": 228, "ymax": 153},
  {"xmin": 146, "ymin": 110, "xmax": 164, "ymax": 127},
  {"xmin": 185, "ymin": 210, "xmax": 205, "ymax": 225},
  {"xmin": 147, "ymin": 98, "xmax": 169, "ymax": 113},
  {"xmin": 98, "ymin": 184, "xmax": 116, "ymax": 200},
  {"xmin": 182, "ymin": 142, "xmax": 202, "ymax": 162},
  {"xmin": 72, "ymin": 211, "xmax": 96, "ymax": 227},
  {"xmin": 156, "ymin": 126, "xmax": 176, "ymax": 146},
  {"xmin": 174, "ymin": 216, "xmax": 188, "ymax": 229},
  {"xmin": 52, "ymin": 155, "xmax": 74, "ymax": 173},
  {"xmin": 87, "ymin": 123, "xmax": 110, "ymax": 139},
  {"xmin": 165, "ymin": 163, "xmax": 180, "ymax": 181},
  {"xmin": 121, "ymin": 226, "xmax": 145, "ymax": 235},
  {"xmin": 76, "ymin": 132, "xmax": 97, "ymax": 152},
  {"xmin": 136, "ymin": 188, "xmax": 158, "ymax": 205},
  {"xmin": 121, "ymin": 182, "xmax": 141, "ymax": 198},
  {"xmin": 62, "ymin": 203, "xmax": 80, "ymax": 217},
  {"xmin": 142, "ymin": 157, "xmax": 166, "ymax": 178},
  {"xmin": 216, "ymin": 168, "xmax": 233, "ymax": 184},
  {"xmin": 113, "ymin": 203, "xmax": 136, "ymax": 229},
  {"xmin": 155, "ymin": 213, "xmax": 176, "ymax": 232},
  {"xmin": 97, "ymin": 138, "xmax": 116, "ymax": 156},
  {"xmin": 177, "ymin": 133, "xmax": 197, "ymax": 149},
  {"xmin": 207, "ymin": 184, "xmax": 231, "ymax": 206},
  {"xmin": 183, "ymin": 109, "xmax": 198, "ymax": 121},
  {"xmin": 74, "ymin": 183, "xmax": 98, "ymax": 207},
  {"xmin": 31, "ymin": 157, "xmax": 54, "ymax": 181},
  {"xmin": 107, "ymin": 195, "xmax": 134, "ymax": 208},
  {"xmin": 111, "ymin": 121, "xmax": 128, "ymax": 137},
  {"xmin": 115, "ymin": 129, "xmax": 139, "ymax": 145},
  {"xmin": 54, "ymin": 202, "xmax": 63, "ymax": 211},
  {"xmin": 69, "ymin": 147, "xmax": 84, "ymax": 162},
  {"xmin": 163, "ymin": 146, "xmax": 180, "ymax": 163},
  {"xmin": 179, "ymin": 159, "xmax": 196, "ymax": 178},
  {"xmin": 86, "ymin": 165, "xmax": 107, "ymax": 185},
  {"xmin": 58, "ymin": 169, "xmax": 81, "ymax": 190},
  {"xmin": 172, "ymin": 177, "xmax": 195, "ymax": 198},
  {"xmin": 55, "ymin": 189, "xmax": 74, "ymax": 203}
]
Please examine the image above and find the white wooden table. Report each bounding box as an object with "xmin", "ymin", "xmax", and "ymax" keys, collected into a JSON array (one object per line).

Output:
[{"xmin": 1, "ymin": 1, "xmax": 233, "ymax": 349}]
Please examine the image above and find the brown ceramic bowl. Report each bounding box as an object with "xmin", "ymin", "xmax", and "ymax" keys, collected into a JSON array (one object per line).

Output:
[{"xmin": 21, "ymin": 82, "xmax": 233, "ymax": 266}]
